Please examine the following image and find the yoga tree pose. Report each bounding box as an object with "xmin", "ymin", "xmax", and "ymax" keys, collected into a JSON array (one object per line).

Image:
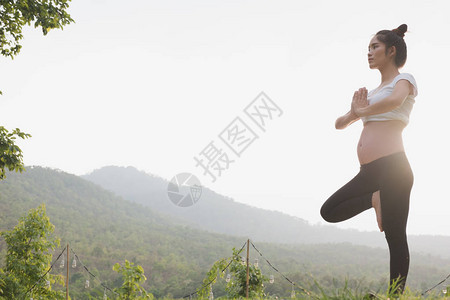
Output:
[{"xmin": 320, "ymin": 24, "xmax": 418, "ymax": 294}]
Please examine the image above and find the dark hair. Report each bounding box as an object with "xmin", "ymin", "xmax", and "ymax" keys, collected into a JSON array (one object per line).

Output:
[{"xmin": 375, "ymin": 24, "xmax": 408, "ymax": 68}]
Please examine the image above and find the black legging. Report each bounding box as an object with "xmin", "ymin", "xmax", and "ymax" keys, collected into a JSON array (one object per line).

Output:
[{"xmin": 320, "ymin": 151, "xmax": 414, "ymax": 293}]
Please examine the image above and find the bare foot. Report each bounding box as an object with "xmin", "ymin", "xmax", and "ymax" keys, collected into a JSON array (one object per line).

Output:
[{"xmin": 372, "ymin": 191, "xmax": 383, "ymax": 232}]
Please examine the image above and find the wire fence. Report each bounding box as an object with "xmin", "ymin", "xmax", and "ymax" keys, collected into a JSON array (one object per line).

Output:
[{"xmin": 19, "ymin": 239, "xmax": 450, "ymax": 299}]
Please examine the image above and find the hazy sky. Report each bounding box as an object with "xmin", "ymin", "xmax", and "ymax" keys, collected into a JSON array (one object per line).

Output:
[{"xmin": 2, "ymin": 0, "xmax": 450, "ymax": 236}]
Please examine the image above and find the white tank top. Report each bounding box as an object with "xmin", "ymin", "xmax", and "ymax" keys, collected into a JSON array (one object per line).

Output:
[{"xmin": 361, "ymin": 73, "xmax": 418, "ymax": 125}]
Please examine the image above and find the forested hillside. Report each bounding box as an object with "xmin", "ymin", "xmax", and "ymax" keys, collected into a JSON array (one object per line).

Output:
[
  {"xmin": 0, "ymin": 167, "xmax": 449, "ymax": 298},
  {"xmin": 84, "ymin": 166, "xmax": 450, "ymax": 259}
]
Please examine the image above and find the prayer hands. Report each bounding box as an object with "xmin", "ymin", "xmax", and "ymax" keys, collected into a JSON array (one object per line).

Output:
[{"xmin": 351, "ymin": 87, "xmax": 368, "ymax": 117}]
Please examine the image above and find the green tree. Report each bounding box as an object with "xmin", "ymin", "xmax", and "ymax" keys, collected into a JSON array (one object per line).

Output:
[
  {"xmin": 225, "ymin": 250, "xmax": 267, "ymax": 299},
  {"xmin": 112, "ymin": 260, "xmax": 154, "ymax": 300},
  {"xmin": 0, "ymin": 126, "xmax": 31, "ymax": 180},
  {"xmin": 198, "ymin": 247, "xmax": 268, "ymax": 299},
  {"xmin": 0, "ymin": 203, "xmax": 65, "ymax": 299},
  {"xmin": 197, "ymin": 256, "xmax": 228, "ymax": 299},
  {"xmin": 0, "ymin": 0, "xmax": 74, "ymax": 59}
]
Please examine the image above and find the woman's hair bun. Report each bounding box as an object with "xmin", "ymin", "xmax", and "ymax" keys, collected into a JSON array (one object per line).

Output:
[{"xmin": 392, "ymin": 24, "xmax": 408, "ymax": 38}]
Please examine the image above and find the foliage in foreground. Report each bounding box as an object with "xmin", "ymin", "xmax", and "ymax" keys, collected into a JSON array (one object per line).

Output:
[
  {"xmin": 0, "ymin": 204, "xmax": 155, "ymax": 300},
  {"xmin": 197, "ymin": 258, "xmax": 450, "ymax": 300},
  {"xmin": 113, "ymin": 259, "xmax": 154, "ymax": 299},
  {"xmin": 198, "ymin": 247, "xmax": 450, "ymax": 300},
  {"xmin": 198, "ymin": 247, "xmax": 267, "ymax": 299},
  {"xmin": 0, "ymin": 204, "xmax": 64, "ymax": 299}
]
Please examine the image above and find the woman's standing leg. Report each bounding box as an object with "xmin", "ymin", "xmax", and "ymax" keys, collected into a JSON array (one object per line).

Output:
[{"xmin": 379, "ymin": 153, "xmax": 414, "ymax": 293}]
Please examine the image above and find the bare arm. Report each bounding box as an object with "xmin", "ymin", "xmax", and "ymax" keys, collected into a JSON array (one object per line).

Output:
[
  {"xmin": 335, "ymin": 109, "xmax": 360, "ymax": 130},
  {"xmin": 353, "ymin": 80, "xmax": 413, "ymax": 117}
]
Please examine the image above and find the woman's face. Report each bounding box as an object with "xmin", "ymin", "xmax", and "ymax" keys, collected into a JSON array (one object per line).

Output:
[{"xmin": 367, "ymin": 36, "xmax": 394, "ymax": 70}]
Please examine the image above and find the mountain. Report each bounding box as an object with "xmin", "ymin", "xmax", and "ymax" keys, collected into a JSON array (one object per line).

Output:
[
  {"xmin": 0, "ymin": 166, "xmax": 449, "ymax": 298},
  {"xmin": 83, "ymin": 166, "xmax": 450, "ymax": 259}
]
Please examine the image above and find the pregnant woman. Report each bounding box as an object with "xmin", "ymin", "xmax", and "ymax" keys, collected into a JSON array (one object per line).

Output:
[{"xmin": 320, "ymin": 24, "xmax": 418, "ymax": 294}]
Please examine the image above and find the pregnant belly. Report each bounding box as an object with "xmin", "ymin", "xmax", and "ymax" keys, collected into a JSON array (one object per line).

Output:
[{"xmin": 357, "ymin": 121, "xmax": 406, "ymax": 165}]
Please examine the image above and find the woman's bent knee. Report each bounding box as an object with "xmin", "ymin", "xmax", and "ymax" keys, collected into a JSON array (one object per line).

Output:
[{"xmin": 320, "ymin": 205, "xmax": 337, "ymax": 223}]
